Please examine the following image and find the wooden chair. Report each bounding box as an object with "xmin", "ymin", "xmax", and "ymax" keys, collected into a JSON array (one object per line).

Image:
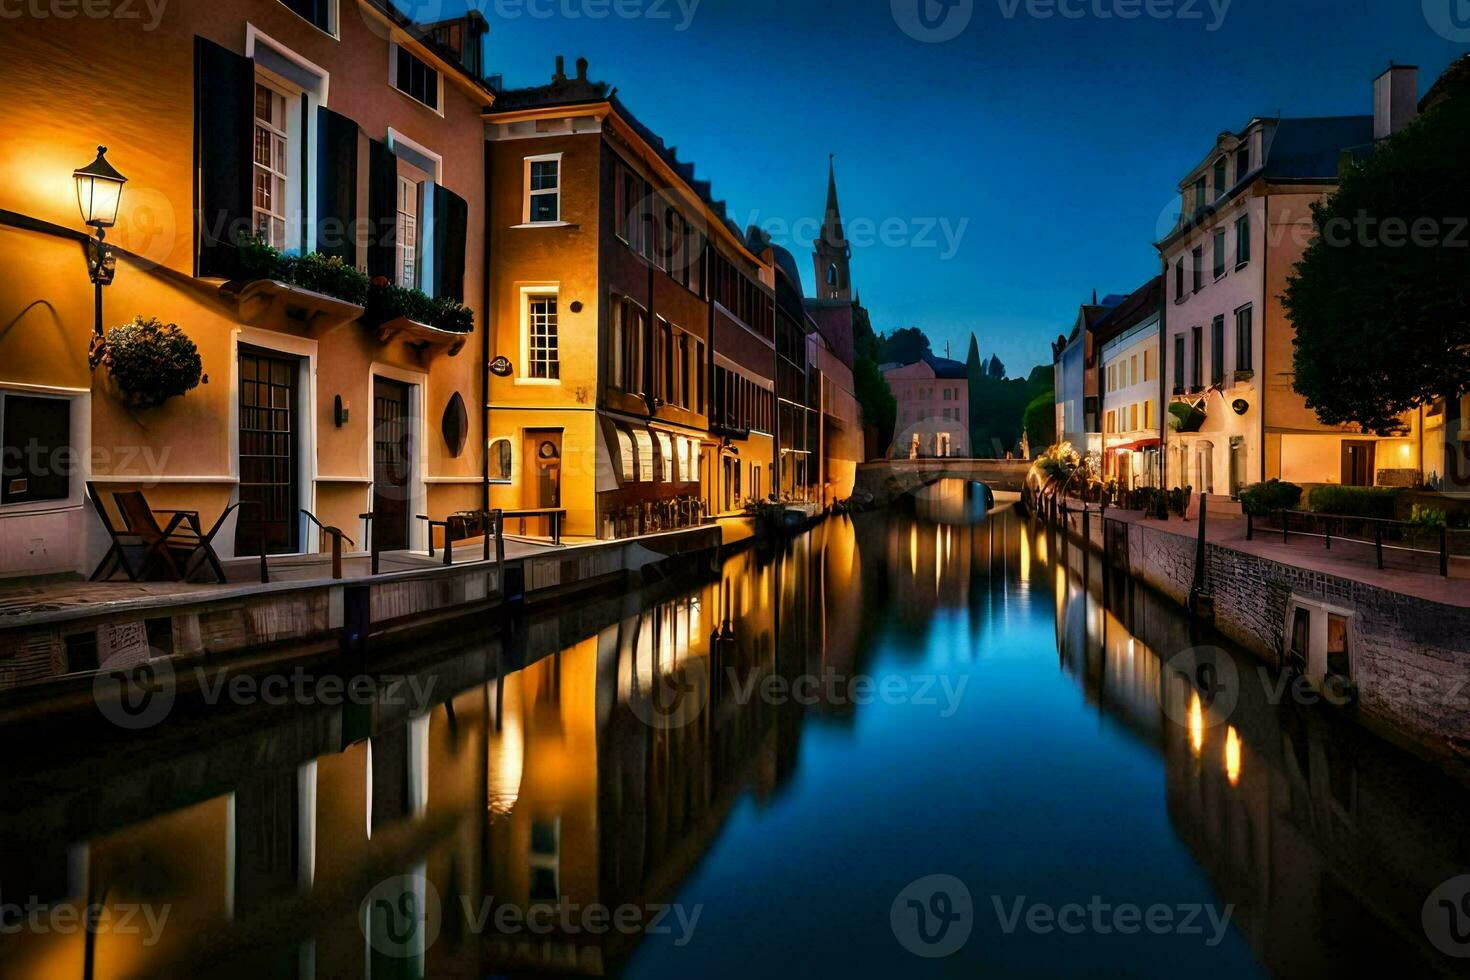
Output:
[
  {"xmin": 87, "ymin": 483, "xmax": 158, "ymax": 582},
  {"xmin": 113, "ymin": 491, "xmax": 238, "ymax": 583}
]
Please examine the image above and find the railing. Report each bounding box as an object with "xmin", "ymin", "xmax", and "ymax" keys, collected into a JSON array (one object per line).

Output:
[{"xmin": 1247, "ymin": 509, "xmax": 1465, "ymax": 578}]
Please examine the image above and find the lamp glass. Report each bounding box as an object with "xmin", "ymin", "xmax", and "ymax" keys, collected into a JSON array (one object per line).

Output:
[{"xmin": 75, "ymin": 173, "xmax": 123, "ymax": 229}]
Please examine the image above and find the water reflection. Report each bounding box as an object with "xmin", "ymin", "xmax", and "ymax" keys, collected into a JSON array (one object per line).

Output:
[{"xmin": 0, "ymin": 481, "xmax": 1465, "ymax": 978}]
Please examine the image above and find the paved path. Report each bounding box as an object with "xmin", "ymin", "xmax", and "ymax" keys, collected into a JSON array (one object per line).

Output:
[{"xmin": 1060, "ymin": 498, "xmax": 1470, "ymax": 608}]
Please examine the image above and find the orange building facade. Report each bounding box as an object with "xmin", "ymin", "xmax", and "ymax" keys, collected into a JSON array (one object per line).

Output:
[{"xmin": 0, "ymin": 1, "xmax": 493, "ymax": 576}]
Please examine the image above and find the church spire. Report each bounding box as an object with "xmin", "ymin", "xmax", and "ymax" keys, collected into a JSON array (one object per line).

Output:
[{"xmin": 813, "ymin": 155, "xmax": 853, "ymax": 302}]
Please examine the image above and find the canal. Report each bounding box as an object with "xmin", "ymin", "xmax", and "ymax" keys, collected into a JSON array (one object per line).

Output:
[{"xmin": 1, "ymin": 481, "xmax": 1466, "ymax": 978}]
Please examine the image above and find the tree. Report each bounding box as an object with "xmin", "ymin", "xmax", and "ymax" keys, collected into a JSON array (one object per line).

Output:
[
  {"xmin": 878, "ymin": 326, "xmax": 932, "ymax": 365},
  {"xmin": 852, "ymin": 303, "xmax": 897, "ymax": 453},
  {"xmin": 1023, "ymin": 390, "xmax": 1056, "ymax": 452},
  {"xmin": 1283, "ymin": 66, "xmax": 1470, "ymax": 482}
]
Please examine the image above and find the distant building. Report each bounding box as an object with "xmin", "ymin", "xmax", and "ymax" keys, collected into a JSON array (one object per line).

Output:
[
  {"xmin": 885, "ymin": 355, "xmax": 969, "ymax": 458},
  {"xmin": 1093, "ymin": 277, "xmax": 1164, "ymax": 489},
  {"xmin": 1052, "ymin": 295, "xmax": 1123, "ymax": 460}
]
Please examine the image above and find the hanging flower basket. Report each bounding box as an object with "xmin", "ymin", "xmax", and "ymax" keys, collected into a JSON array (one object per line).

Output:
[{"xmin": 92, "ymin": 316, "xmax": 207, "ymax": 410}]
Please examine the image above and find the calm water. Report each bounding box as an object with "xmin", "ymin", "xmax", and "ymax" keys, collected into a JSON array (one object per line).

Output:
[{"xmin": 2, "ymin": 481, "xmax": 1467, "ymax": 978}]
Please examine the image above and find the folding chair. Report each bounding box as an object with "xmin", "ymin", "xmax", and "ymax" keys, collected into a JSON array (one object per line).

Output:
[{"xmin": 113, "ymin": 491, "xmax": 239, "ymax": 583}]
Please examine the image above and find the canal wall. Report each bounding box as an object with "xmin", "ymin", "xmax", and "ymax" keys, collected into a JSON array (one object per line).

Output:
[
  {"xmin": 1080, "ymin": 514, "xmax": 1470, "ymax": 767},
  {"xmin": 0, "ymin": 525, "xmax": 723, "ymax": 717}
]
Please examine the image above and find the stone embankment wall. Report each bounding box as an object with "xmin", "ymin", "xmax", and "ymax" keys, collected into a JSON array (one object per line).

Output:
[{"xmin": 1101, "ymin": 517, "xmax": 1470, "ymax": 765}]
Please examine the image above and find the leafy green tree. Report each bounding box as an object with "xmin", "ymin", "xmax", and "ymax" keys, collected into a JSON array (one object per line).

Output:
[
  {"xmin": 852, "ymin": 303, "xmax": 897, "ymax": 453},
  {"xmin": 1283, "ymin": 67, "xmax": 1470, "ymax": 482},
  {"xmin": 1023, "ymin": 390, "xmax": 1056, "ymax": 452},
  {"xmin": 878, "ymin": 326, "xmax": 932, "ymax": 365}
]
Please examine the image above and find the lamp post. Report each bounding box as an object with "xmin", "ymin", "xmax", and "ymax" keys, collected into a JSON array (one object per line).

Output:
[{"xmin": 73, "ymin": 146, "xmax": 127, "ymax": 340}]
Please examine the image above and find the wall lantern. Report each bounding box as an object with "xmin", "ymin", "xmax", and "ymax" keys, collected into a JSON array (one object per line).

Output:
[
  {"xmin": 334, "ymin": 395, "xmax": 350, "ymax": 428},
  {"xmin": 73, "ymin": 146, "xmax": 127, "ymax": 337}
]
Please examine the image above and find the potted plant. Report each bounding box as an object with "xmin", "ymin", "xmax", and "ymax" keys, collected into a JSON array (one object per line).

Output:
[{"xmin": 91, "ymin": 316, "xmax": 206, "ymax": 410}]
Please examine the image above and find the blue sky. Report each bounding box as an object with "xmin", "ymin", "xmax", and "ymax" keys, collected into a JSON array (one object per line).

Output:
[{"xmin": 421, "ymin": 0, "xmax": 1465, "ymax": 376}]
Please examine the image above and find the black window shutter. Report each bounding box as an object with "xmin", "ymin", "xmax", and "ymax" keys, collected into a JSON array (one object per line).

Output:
[
  {"xmin": 316, "ymin": 107, "xmax": 360, "ymax": 264},
  {"xmin": 194, "ymin": 37, "xmax": 254, "ymax": 279},
  {"xmin": 432, "ymin": 185, "xmax": 469, "ymax": 303},
  {"xmin": 367, "ymin": 139, "xmax": 397, "ymax": 281}
]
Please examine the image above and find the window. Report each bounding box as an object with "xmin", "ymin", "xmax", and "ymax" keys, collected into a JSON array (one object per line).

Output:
[
  {"xmin": 1213, "ymin": 229, "xmax": 1226, "ymax": 279},
  {"xmin": 1107, "ymin": 364, "xmax": 1116, "ymax": 393},
  {"xmin": 1130, "ymin": 404, "xmax": 1139, "ymax": 430},
  {"xmin": 611, "ymin": 295, "xmax": 646, "ymax": 394},
  {"xmin": 523, "ymin": 154, "xmax": 560, "ymax": 224},
  {"xmin": 1144, "ymin": 400, "xmax": 1155, "ymax": 430},
  {"xmin": 525, "ymin": 293, "xmax": 559, "ymax": 380},
  {"xmin": 633, "ymin": 430, "xmax": 654, "ymax": 482},
  {"xmin": 679, "ymin": 333, "xmax": 692, "ymax": 409},
  {"xmin": 391, "ymin": 44, "xmax": 440, "ymax": 111},
  {"xmin": 1191, "ymin": 326, "xmax": 1203, "ymax": 388},
  {"xmin": 1213, "ymin": 157, "xmax": 1227, "ymax": 199},
  {"xmin": 1174, "ymin": 258, "xmax": 1185, "ymax": 299},
  {"xmin": 1130, "ymin": 355, "xmax": 1138, "ymax": 386},
  {"xmin": 1144, "ymin": 348, "xmax": 1157, "ymax": 382},
  {"xmin": 1174, "ymin": 335, "xmax": 1185, "ymax": 389},
  {"xmin": 1211, "ymin": 315, "xmax": 1225, "ymax": 384},
  {"xmin": 396, "ymin": 175, "xmax": 419, "ymax": 289},
  {"xmin": 1235, "ymin": 305, "xmax": 1253, "ymax": 373},
  {"xmin": 2, "ymin": 394, "xmax": 72, "ymax": 504},
  {"xmin": 1235, "ymin": 214, "xmax": 1251, "ymax": 266},
  {"xmin": 615, "ymin": 429, "xmax": 635, "ymax": 482},
  {"xmin": 1235, "ymin": 145, "xmax": 1250, "ymax": 181},
  {"xmin": 1192, "ymin": 177, "xmax": 1206, "ymax": 213},
  {"xmin": 489, "ymin": 438, "xmax": 512, "ymax": 482},
  {"xmin": 252, "ymin": 80, "xmax": 291, "ymax": 249},
  {"xmin": 279, "ymin": 0, "xmax": 335, "ymax": 33},
  {"xmin": 695, "ymin": 340, "xmax": 706, "ymax": 412},
  {"xmin": 655, "ymin": 431, "xmax": 674, "ymax": 482},
  {"xmin": 1191, "ymin": 246, "xmax": 1204, "ymax": 292}
]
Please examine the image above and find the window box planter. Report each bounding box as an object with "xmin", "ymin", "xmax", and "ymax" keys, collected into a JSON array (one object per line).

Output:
[
  {"xmin": 377, "ymin": 315, "xmax": 470, "ymax": 358},
  {"xmin": 220, "ymin": 279, "xmax": 365, "ymax": 335}
]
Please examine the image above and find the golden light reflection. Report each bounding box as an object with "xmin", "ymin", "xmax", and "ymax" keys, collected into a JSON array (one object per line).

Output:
[
  {"xmin": 1036, "ymin": 530, "xmax": 1049, "ymax": 567},
  {"xmin": 488, "ymin": 678, "xmax": 525, "ymax": 815},
  {"xmin": 1019, "ymin": 527, "xmax": 1031, "ymax": 579},
  {"xmin": 909, "ymin": 525, "xmax": 918, "ymax": 576},
  {"xmin": 1225, "ymin": 726, "xmax": 1242, "ymax": 787},
  {"xmin": 1189, "ymin": 692, "xmax": 1204, "ymax": 757}
]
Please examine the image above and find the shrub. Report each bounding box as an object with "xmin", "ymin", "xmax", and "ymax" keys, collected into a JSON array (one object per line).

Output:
[
  {"xmin": 367, "ymin": 279, "xmax": 475, "ymax": 334},
  {"xmin": 1167, "ymin": 402, "xmax": 1205, "ymax": 433},
  {"xmin": 1306, "ymin": 485, "xmax": 1401, "ymax": 520},
  {"xmin": 97, "ymin": 316, "xmax": 205, "ymax": 410},
  {"xmin": 1237, "ymin": 479, "xmax": 1303, "ymax": 516},
  {"xmin": 1408, "ymin": 504, "xmax": 1447, "ymax": 528},
  {"xmin": 234, "ymin": 233, "xmax": 371, "ymax": 306}
]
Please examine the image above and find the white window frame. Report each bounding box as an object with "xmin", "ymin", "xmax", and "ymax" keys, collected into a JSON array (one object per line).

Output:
[
  {"xmin": 388, "ymin": 42, "xmax": 444, "ymax": 116},
  {"xmin": 396, "ymin": 175, "xmax": 420, "ymax": 290},
  {"xmin": 520, "ymin": 153, "xmax": 566, "ymax": 227},
  {"xmin": 386, "ymin": 129, "xmax": 443, "ymax": 297},
  {"xmin": 517, "ymin": 285, "xmax": 561, "ymax": 386},
  {"xmin": 251, "ymin": 74, "xmax": 296, "ymax": 252},
  {"xmin": 245, "ymin": 26, "xmax": 330, "ymax": 254}
]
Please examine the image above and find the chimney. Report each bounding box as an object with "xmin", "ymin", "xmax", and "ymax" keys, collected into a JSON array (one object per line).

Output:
[
  {"xmin": 576, "ymin": 57, "xmax": 588, "ymax": 82},
  {"xmin": 553, "ymin": 55, "xmax": 567, "ymax": 84},
  {"xmin": 1374, "ymin": 63, "xmax": 1419, "ymax": 139}
]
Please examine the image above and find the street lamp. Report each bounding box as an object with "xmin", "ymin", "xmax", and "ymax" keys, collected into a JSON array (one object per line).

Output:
[{"xmin": 73, "ymin": 145, "xmax": 127, "ymax": 337}]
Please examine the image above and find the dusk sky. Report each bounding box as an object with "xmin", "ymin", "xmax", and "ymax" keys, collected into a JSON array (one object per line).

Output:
[{"xmin": 434, "ymin": 0, "xmax": 1465, "ymax": 376}]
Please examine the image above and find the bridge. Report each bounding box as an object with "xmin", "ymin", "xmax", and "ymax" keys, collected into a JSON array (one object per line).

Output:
[{"xmin": 854, "ymin": 458, "xmax": 1031, "ymax": 506}]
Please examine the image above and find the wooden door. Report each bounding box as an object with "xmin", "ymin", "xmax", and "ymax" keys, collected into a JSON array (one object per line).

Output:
[
  {"xmin": 373, "ymin": 378, "xmax": 412, "ymax": 552},
  {"xmin": 522, "ymin": 430, "xmax": 562, "ymax": 509},
  {"xmin": 1341, "ymin": 441, "xmax": 1376, "ymax": 487},
  {"xmin": 237, "ymin": 348, "xmax": 299, "ymax": 555}
]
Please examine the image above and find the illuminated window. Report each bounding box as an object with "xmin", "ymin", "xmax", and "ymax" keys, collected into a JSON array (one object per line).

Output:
[
  {"xmin": 524, "ymin": 154, "xmax": 561, "ymax": 224},
  {"xmin": 615, "ymin": 428, "xmax": 635, "ymax": 483},
  {"xmin": 524, "ymin": 292, "xmax": 559, "ymax": 381},
  {"xmin": 655, "ymin": 431, "xmax": 674, "ymax": 482},
  {"xmin": 489, "ymin": 438, "xmax": 512, "ymax": 482},
  {"xmin": 633, "ymin": 430, "xmax": 654, "ymax": 483},
  {"xmin": 252, "ymin": 80, "xmax": 291, "ymax": 249},
  {"xmin": 396, "ymin": 175, "xmax": 419, "ymax": 289}
]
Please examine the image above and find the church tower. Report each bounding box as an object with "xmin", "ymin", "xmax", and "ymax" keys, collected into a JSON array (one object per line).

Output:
[{"xmin": 813, "ymin": 156, "xmax": 852, "ymax": 302}]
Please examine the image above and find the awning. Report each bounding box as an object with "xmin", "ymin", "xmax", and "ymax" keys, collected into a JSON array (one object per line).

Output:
[{"xmin": 1110, "ymin": 438, "xmax": 1162, "ymax": 453}]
